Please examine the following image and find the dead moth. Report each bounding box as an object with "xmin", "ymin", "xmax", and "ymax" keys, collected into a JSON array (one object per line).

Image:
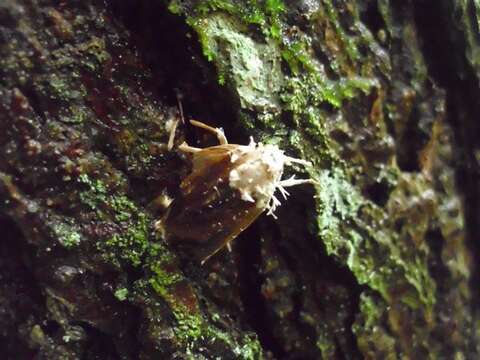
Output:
[{"xmin": 156, "ymin": 119, "xmax": 315, "ymax": 264}]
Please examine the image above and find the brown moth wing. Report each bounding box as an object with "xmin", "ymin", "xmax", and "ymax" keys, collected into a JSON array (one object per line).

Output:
[
  {"xmin": 180, "ymin": 144, "xmax": 238, "ymax": 199},
  {"xmin": 165, "ymin": 144, "xmax": 265, "ymax": 262}
]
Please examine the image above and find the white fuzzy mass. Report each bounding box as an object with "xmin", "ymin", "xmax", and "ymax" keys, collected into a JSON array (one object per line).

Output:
[{"xmin": 228, "ymin": 141, "xmax": 287, "ymax": 214}]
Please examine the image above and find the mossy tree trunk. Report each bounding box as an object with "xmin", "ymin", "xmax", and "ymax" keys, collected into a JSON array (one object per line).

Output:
[{"xmin": 0, "ymin": 0, "xmax": 478, "ymax": 359}]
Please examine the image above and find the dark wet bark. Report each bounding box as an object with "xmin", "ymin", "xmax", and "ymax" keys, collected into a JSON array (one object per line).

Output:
[{"xmin": 0, "ymin": 1, "xmax": 478, "ymax": 359}]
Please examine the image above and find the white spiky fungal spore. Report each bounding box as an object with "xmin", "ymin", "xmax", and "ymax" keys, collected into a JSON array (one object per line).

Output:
[{"xmin": 228, "ymin": 139, "xmax": 312, "ymax": 218}]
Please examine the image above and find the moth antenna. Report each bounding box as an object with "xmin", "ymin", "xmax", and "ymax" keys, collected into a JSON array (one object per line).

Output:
[
  {"xmin": 189, "ymin": 120, "xmax": 228, "ymax": 145},
  {"xmin": 176, "ymin": 91, "xmax": 185, "ymax": 124},
  {"xmin": 166, "ymin": 92, "xmax": 186, "ymax": 150}
]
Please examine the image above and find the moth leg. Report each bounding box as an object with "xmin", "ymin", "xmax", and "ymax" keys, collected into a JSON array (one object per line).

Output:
[
  {"xmin": 148, "ymin": 191, "xmax": 173, "ymax": 212},
  {"xmin": 189, "ymin": 120, "xmax": 228, "ymax": 145},
  {"xmin": 153, "ymin": 218, "xmax": 166, "ymax": 239},
  {"xmin": 153, "ymin": 219, "xmax": 163, "ymax": 231}
]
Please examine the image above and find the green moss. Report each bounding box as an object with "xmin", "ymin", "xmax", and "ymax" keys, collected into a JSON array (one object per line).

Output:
[
  {"xmin": 103, "ymin": 218, "xmax": 149, "ymax": 267},
  {"xmin": 148, "ymin": 252, "xmax": 205, "ymax": 345},
  {"xmin": 148, "ymin": 249, "xmax": 204, "ymax": 344},
  {"xmin": 282, "ymin": 71, "xmax": 378, "ymax": 111},
  {"xmin": 191, "ymin": 0, "xmax": 284, "ymax": 40},
  {"xmin": 114, "ymin": 287, "xmax": 129, "ymax": 301},
  {"xmin": 47, "ymin": 74, "xmax": 74, "ymax": 100},
  {"xmin": 78, "ymin": 173, "xmax": 150, "ymax": 267},
  {"xmin": 265, "ymin": 0, "xmax": 285, "ymax": 14},
  {"xmin": 312, "ymin": 170, "xmax": 365, "ymax": 271},
  {"xmin": 148, "ymin": 252, "xmax": 182, "ymax": 298},
  {"xmin": 353, "ymin": 293, "xmax": 396, "ymax": 355},
  {"xmin": 194, "ymin": 0, "xmax": 266, "ymax": 27},
  {"xmin": 265, "ymin": 0, "xmax": 284, "ymax": 39},
  {"xmin": 60, "ymin": 105, "xmax": 89, "ymax": 124},
  {"xmin": 280, "ymin": 41, "xmax": 315, "ymax": 75},
  {"xmin": 293, "ymin": 109, "xmax": 338, "ymax": 166},
  {"xmin": 195, "ymin": 0, "xmax": 238, "ymax": 17},
  {"xmin": 167, "ymin": 1, "xmax": 182, "ymax": 15},
  {"xmin": 172, "ymin": 0, "xmax": 287, "ymax": 91},
  {"xmin": 322, "ymin": 0, "xmax": 361, "ymax": 63},
  {"xmin": 29, "ymin": 325, "xmax": 46, "ymax": 346},
  {"xmin": 52, "ymin": 222, "xmax": 81, "ymax": 248},
  {"xmin": 145, "ymin": 245, "xmax": 262, "ymax": 358},
  {"xmin": 315, "ymin": 332, "xmax": 336, "ymax": 359},
  {"xmin": 233, "ymin": 335, "xmax": 263, "ymax": 360},
  {"xmin": 308, "ymin": 166, "xmax": 437, "ymax": 313},
  {"xmin": 176, "ymin": 1, "xmax": 377, "ymax": 118},
  {"xmin": 173, "ymin": 310, "xmax": 204, "ymax": 345},
  {"xmin": 78, "ymin": 37, "xmax": 111, "ymax": 72}
]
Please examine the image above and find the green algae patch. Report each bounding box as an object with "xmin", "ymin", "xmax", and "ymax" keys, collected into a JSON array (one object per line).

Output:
[
  {"xmin": 148, "ymin": 248, "xmax": 184, "ymax": 300},
  {"xmin": 77, "ymin": 36, "xmax": 112, "ymax": 73},
  {"xmin": 51, "ymin": 221, "xmax": 82, "ymax": 248},
  {"xmin": 184, "ymin": 5, "xmax": 378, "ymax": 112},
  {"xmin": 314, "ymin": 169, "xmax": 363, "ymax": 238},
  {"xmin": 145, "ymin": 246, "xmax": 263, "ymax": 359},
  {"xmin": 233, "ymin": 337, "xmax": 263, "ymax": 360},
  {"xmin": 311, "ymin": 169, "xmax": 436, "ymax": 312},
  {"xmin": 191, "ymin": 14, "xmax": 283, "ymax": 112},
  {"xmin": 282, "ymin": 71, "xmax": 378, "ymax": 111},
  {"xmin": 75, "ymin": 173, "xmax": 264, "ymax": 356},
  {"xmin": 353, "ymin": 293, "xmax": 397, "ymax": 357},
  {"xmin": 78, "ymin": 173, "xmax": 150, "ymax": 267},
  {"xmin": 114, "ymin": 287, "xmax": 129, "ymax": 301}
]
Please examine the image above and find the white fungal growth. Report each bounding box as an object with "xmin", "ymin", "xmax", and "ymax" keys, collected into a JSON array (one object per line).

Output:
[{"xmin": 228, "ymin": 139, "xmax": 313, "ymax": 217}]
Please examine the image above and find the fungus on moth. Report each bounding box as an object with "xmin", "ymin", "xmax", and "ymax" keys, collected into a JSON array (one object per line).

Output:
[{"xmin": 156, "ymin": 119, "xmax": 315, "ymax": 264}]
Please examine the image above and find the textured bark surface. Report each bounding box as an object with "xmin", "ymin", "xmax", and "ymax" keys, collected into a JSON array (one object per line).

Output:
[{"xmin": 0, "ymin": 0, "xmax": 479, "ymax": 359}]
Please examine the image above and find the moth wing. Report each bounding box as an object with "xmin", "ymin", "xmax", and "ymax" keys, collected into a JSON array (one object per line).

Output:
[
  {"xmin": 165, "ymin": 144, "xmax": 267, "ymax": 262},
  {"xmin": 180, "ymin": 144, "xmax": 237, "ymax": 201},
  {"xmin": 166, "ymin": 144, "xmax": 238, "ymax": 238},
  {"xmin": 197, "ymin": 203, "xmax": 264, "ymax": 263}
]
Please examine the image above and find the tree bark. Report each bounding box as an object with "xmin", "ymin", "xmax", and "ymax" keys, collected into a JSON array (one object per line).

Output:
[{"xmin": 0, "ymin": 0, "xmax": 478, "ymax": 359}]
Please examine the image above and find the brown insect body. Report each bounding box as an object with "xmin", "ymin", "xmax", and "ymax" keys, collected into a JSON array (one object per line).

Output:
[{"xmin": 158, "ymin": 120, "xmax": 313, "ymax": 264}]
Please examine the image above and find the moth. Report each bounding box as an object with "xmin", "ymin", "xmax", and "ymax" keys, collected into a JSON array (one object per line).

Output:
[{"xmin": 156, "ymin": 118, "xmax": 315, "ymax": 264}]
